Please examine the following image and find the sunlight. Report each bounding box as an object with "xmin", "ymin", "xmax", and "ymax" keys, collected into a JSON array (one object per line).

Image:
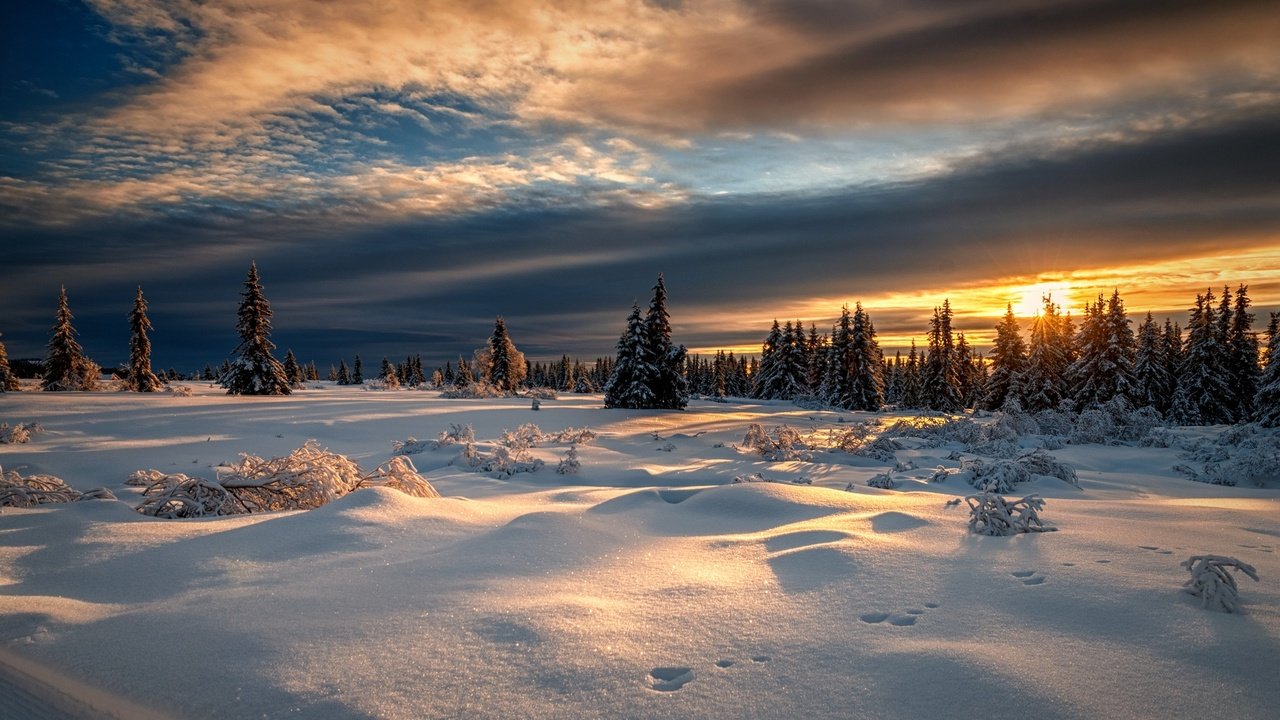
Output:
[{"xmin": 1011, "ymin": 281, "xmax": 1075, "ymax": 318}]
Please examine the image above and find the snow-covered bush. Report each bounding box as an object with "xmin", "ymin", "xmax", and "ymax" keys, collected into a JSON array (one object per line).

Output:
[
  {"xmin": 883, "ymin": 416, "xmax": 981, "ymax": 448},
  {"xmin": 453, "ymin": 424, "xmax": 547, "ymax": 478},
  {"xmin": 866, "ymin": 472, "xmax": 897, "ymax": 489},
  {"xmin": 363, "ymin": 376, "xmax": 399, "ymax": 391},
  {"xmin": 1141, "ymin": 427, "xmax": 1178, "ymax": 448},
  {"xmin": 1071, "ymin": 405, "xmax": 1117, "ymax": 445},
  {"xmin": 930, "ymin": 465, "xmax": 954, "ymax": 483},
  {"xmin": 169, "ymin": 385, "xmax": 193, "ymax": 397},
  {"xmin": 961, "ymin": 493, "xmax": 1054, "ymax": 536},
  {"xmin": 135, "ymin": 441, "xmax": 440, "ymax": 518},
  {"xmin": 546, "ymin": 427, "xmax": 597, "ymax": 444},
  {"xmin": 1016, "ymin": 448, "xmax": 1079, "ymax": 486},
  {"xmin": 1032, "ymin": 408, "xmax": 1075, "ymax": 437},
  {"xmin": 1174, "ymin": 425, "xmax": 1280, "ymax": 487},
  {"xmin": 391, "ymin": 437, "xmax": 433, "ymax": 456},
  {"xmin": 742, "ymin": 424, "xmax": 811, "ymax": 461},
  {"xmin": 439, "ymin": 380, "xmax": 506, "ymax": 399},
  {"xmin": 436, "ymin": 423, "xmax": 475, "ymax": 448},
  {"xmin": 962, "ymin": 457, "xmax": 1031, "ymax": 493},
  {"xmin": 0, "ymin": 467, "xmax": 82, "ymax": 508},
  {"xmin": 500, "ymin": 423, "xmax": 544, "ymax": 451},
  {"xmin": 1182, "ymin": 555, "xmax": 1259, "ymax": 613},
  {"xmin": 556, "ymin": 446, "xmax": 580, "ymax": 475},
  {"xmin": 824, "ymin": 424, "xmax": 901, "ymax": 461},
  {"xmin": 0, "ymin": 422, "xmax": 41, "ymax": 444},
  {"xmin": 525, "ymin": 386, "xmax": 558, "ymax": 400}
]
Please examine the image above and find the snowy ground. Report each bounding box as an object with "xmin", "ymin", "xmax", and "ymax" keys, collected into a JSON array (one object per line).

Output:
[{"xmin": 1, "ymin": 385, "xmax": 1278, "ymax": 719}]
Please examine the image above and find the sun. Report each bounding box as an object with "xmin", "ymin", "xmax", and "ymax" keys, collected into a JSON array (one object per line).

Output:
[{"xmin": 1012, "ymin": 281, "xmax": 1074, "ymax": 317}]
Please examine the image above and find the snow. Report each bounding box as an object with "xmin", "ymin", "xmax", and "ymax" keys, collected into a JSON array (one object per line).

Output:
[{"xmin": 1, "ymin": 383, "xmax": 1278, "ymax": 719}]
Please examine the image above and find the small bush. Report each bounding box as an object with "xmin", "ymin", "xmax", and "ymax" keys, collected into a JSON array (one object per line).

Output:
[
  {"xmin": 1182, "ymin": 555, "xmax": 1259, "ymax": 613},
  {"xmin": 169, "ymin": 385, "xmax": 194, "ymax": 397},
  {"xmin": 961, "ymin": 492, "xmax": 1055, "ymax": 536},
  {"xmin": 525, "ymin": 387, "xmax": 558, "ymax": 400},
  {"xmin": 866, "ymin": 472, "xmax": 897, "ymax": 489},
  {"xmin": 556, "ymin": 446, "xmax": 580, "ymax": 475},
  {"xmin": 0, "ymin": 467, "xmax": 81, "ymax": 508},
  {"xmin": 742, "ymin": 424, "xmax": 811, "ymax": 461},
  {"xmin": 0, "ymin": 422, "xmax": 41, "ymax": 444}
]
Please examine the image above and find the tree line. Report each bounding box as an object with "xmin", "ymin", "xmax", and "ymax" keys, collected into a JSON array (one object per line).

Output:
[{"xmin": 3, "ymin": 266, "xmax": 1276, "ymax": 428}]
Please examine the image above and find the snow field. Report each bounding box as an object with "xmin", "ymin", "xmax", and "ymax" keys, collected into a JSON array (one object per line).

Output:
[{"xmin": 1, "ymin": 384, "xmax": 1278, "ymax": 719}]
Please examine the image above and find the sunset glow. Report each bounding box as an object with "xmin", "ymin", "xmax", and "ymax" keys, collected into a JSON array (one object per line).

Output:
[{"xmin": 1, "ymin": 1, "xmax": 1277, "ymax": 367}]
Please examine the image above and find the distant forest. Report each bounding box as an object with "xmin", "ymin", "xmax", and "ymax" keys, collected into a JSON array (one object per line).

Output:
[{"xmin": 3, "ymin": 268, "xmax": 1277, "ymax": 428}]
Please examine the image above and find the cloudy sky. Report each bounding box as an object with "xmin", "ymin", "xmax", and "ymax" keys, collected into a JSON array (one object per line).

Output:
[{"xmin": 2, "ymin": 0, "xmax": 1278, "ymax": 371}]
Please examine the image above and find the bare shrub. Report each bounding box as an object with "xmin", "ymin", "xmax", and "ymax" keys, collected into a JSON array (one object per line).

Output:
[
  {"xmin": 742, "ymin": 424, "xmax": 811, "ymax": 461},
  {"xmin": 0, "ymin": 467, "xmax": 81, "ymax": 508}
]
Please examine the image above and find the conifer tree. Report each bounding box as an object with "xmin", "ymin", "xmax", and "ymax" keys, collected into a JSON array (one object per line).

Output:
[
  {"xmin": 804, "ymin": 324, "xmax": 826, "ymax": 396},
  {"xmin": 955, "ymin": 333, "xmax": 980, "ymax": 408},
  {"xmin": 455, "ymin": 355, "xmax": 474, "ymax": 387},
  {"xmin": 1132, "ymin": 313, "xmax": 1172, "ymax": 412},
  {"xmin": 752, "ymin": 320, "xmax": 784, "ymax": 399},
  {"xmin": 603, "ymin": 304, "xmax": 653, "ymax": 408},
  {"xmin": 337, "ymin": 359, "xmax": 351, "ymax": 385},
  {"xmin": 642, "ymin": 275, "xmax": 689, "ymax": 409},
  {"xmin": 1255, "ymin": 313, "xmax": 1280, "ymax": 427},
  {"xmin": 1018, "ymin": 296, "xmax": 1071, "ymax": 411},
  {"xmin": 479, "ymin": 317, "xmax": 526, "ymax": 393},
  {"xmin": 1226, "ymin": 285, "xmax": 1260, "ymax": 422},
  {"xmin": 0, "ymin": 334, "xmax": 19, "ymax": 392},
  {"xmin": 219, "ymin": 263, "xmax": 290, "ymax": 396},
  {"xmin": 306, "ymin": 361, "xmax": 319, "ymax": 382},
  {"xmin": 922, "ymin": 300, "xmax": 962, "ymax": 411},
  {"xmin": 1171, "ymin": 290, "xmax": 1232, "ymax": 424},
  {"xmin": 1069, "ymin": 290, "xmax": 1135, "ymax": 409},
  {"xmin": 352, "ymin": 354, "xmax": 363, "ymax": 384},
  {"xmin": 124, "ymin": 286, "xmax": 163, "ymax": 392},
  {"xmin": 902, "ymin": 340, "xmax": 924, "ymax": 409},
  {"xmin": 982, "ymin": 304, "xmax": 1026, "ymax": 410},
  {"xmin": 821, "ymin": 308, "xmax": 854, "ymax": 408},
  {"xmin": 43, "ymin": 286, "xmax": 101, "ymax": 391},
  {"xmin": 283, "ymin": 349, "xmax": 303, "ymax": 387},
  {"xmin": 847, "ymin": 303, "xmax": 885, "ymax": 411}
]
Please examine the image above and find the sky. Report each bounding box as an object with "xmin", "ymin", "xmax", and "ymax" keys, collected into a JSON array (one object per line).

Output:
[{"xmin": 2, "ymin": 0, "xmax": 1278, "ymax": 371}]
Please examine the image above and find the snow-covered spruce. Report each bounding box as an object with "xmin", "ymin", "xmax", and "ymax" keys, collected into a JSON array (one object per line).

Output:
[
  {"xmin": 219, "ymin": 263, "xmax": 291, "ymax": 396},
  {"xmin": 603, "ymin": 275, "xmax": 689, "ymax": 410},
  {"xmin": 1181, "ymin": 555, "xmax": 1259, "ymax": 613},
  {"xmin": 1173, "ymin": 425, "xmax": 1280, "ymax": 486},
  {"xmin": 556, "ymin": 446, "xmax": 581, "ymax": 475},
  {"xmin": 961, "ymin": 493, "xmax": 1055, "ymax": 536},
  {"xmin": 135, "ymin": 442, "xmax": 439, "ymax": 518},
  {"xmin": 42, "ymin": 286, "xmax": 101, "ymax": 392}
]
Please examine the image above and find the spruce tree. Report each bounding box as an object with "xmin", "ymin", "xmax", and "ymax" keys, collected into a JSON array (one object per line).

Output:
[
  {"xmin": 752, "ymin": 320, "xmax": 784, "ymax": 399},
  {"xmin": 1018, "ymin": 296, "xmax": 1071, "ymax": 411},
  {"xmin": 922, "ymin": 300, "xmax": 962, "ymax": 411},
  {"xmin": 1171, "ymin": 290, "xmax": 1232, "ymax": 424},
  {"xmin": 43, "ymin": 286, "xmax": 100, "ymax": 391},
  {"xmin": 0, "ymin": 334, "xmax": 19, "ymax": 391},
  {"xmin": 821, "ymin": 307, "xmax": 855, "ymax": 408},
  {"xmin": 1255, "ymin": 313, "xmax": 1280, "ymax": 427},
  {"xmin": 124, "ymin": 286, "xmax": 163, "ymax": 392},
  {"xmin": 337, "ymin": 359, "xmax": 351, "ymax": 385},
  {"xmin": 1226, "ymin": 285, "xmax": 1260, "ymax": 422},
  {"xmin": 483, "ymin": 317, "xmax": 526, "ymax": 393},
  {"xmin": 283, "ymin": 349, "xmax": 303, "ymax": 387},
  {"xmin": 455, "ymin": 355, "xmax": 474, "ymax": 387},
  {"xmin": 219, "ymin": 263, "xmax": 291, "ymax": 396},
  {"xmin": 902, "ymin": 340, "xmax": 924, "ymax": 409},
  {"xmin": 603, "ymin": 304, "xmax": 653, "ymax": 408},
  {"xmin": 1132, "ymin": 312, "xmax": 1172, "ymax": 413},
  {"xmin": 955, "ymin": 333, "xmax": 979, "ymax": 408},
  {"xmin": 847, "ymin": 303, "xmax": 885, "ymax": 411},
  {"xmin": 982, "ymin": 304, "xmax": 1026, "ymax": 410},
  {"xmin": 642, "ymin": 275, "xmax": 689, "ymax": 409},
  {"xmin": 352, "ymin": 354, "xmax": 363, "ymax": 384},
  {"xmin": 1068, "ymin": 290, "xmax": 1135, "ymax": 409}
]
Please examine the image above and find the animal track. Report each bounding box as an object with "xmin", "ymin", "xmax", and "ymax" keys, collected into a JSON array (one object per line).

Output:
[
  {"xmin": 889, "ymin": 614, "xmax": 917, "ymax": 626},
  {"xmin": 715, "ymin": 660, "xmax": 734, "ymax": 669},
  {"xmin": 861, "ymin": 602, "xmax": 940, "ymax": 626},
  {"xmin": 924, "ymin": 602, "xmax": 940, "ymax": 609},
  {"xmin": 751, "ymin": 655, "xmax": 771, "ymax": 663},
  {"xmin": 647, "ymin": 667, "xmax": 694, "ymax": 692},
  {"xmin": 1012, "ymin": 570, "xmax": 1046, "ymax": 585},
  {"xmin": 860, "ymin": 612, "xmax": 890, "ymax": 624},
  {"xmin": 1139, "ymin": 545, "xmax": 1175, "ymax": 555}
]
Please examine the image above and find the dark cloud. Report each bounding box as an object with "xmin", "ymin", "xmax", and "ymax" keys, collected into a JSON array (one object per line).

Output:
[{"xmin": 3, "ymin": 111, "xmax": 1277, "ymax": 369}]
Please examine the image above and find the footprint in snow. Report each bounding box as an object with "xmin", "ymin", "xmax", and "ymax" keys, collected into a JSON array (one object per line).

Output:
[
  {"xmin": 1012, "ymin": 570, "xmax": 1046, "ymax": 585},
  {"xmin": 860, "ymin": 612, "xmax": 890, "ymax": 624},
  {"xmin": 751, "ymin": 655, "xmax": 771, "ymax": 663},
  {"xmin": 715, "ymin": 660, "xmax": 734, "ymax": 669},
  {"xmin": 647, "ymin": 667, "xmax": 694, "ymax": 692}
]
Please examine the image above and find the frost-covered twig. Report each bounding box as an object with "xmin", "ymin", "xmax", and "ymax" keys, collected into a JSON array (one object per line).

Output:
[
  {"xmin": 1181, "ymin": 555, "xmax": 1259, "ymax": 613},
  {"xmin": 742, "ymin": 424, "xmax": 811, "ymax": 461}
]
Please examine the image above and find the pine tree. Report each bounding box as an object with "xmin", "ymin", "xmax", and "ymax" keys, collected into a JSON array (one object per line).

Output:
[
  {"xmin": 955, "ymin": 333, "xmax": 979, "ymax": 408},
  {"xmin": 124, "ymin": 286, "xmax": 163, "ymax": 392},
  {"xmin": 481, "ymin": 317, "xmax": 526, "ymax": 393},
  {"xmin": 0, "ymin": 334, "xmax": 19, "ymax": 392},
  {"xmin": 306, "ymin": 361, "xmax": 319, "ymax": 382},
  {"xmin": 922, "ymin": 300, "xmax": 962, "ymax": 411},
  {"xmin": 1018, "ymin": 295, "xmax": 1071, "ymax": 411},
  {"xmin": 1255, "ymin": 313, "xmax": 1280, "ymax": 427},
  {"xmin": 847, "ymin": 303, "xmax": 884, "ymax": 411},
  {"xmin": 1226, "ymin": 285, "xmax": 1260, "ymax": 422},
  {"xmin": 337, "ymin": 359, "xmax": 351, "ymax": 385},
  {"xmin": 283, "ymin": 349, "xmax": 303, "ymax": 388},
  {"xmin": 642, "ymin": 275, "xmax": 689, "ymax": 409},
  {"xmin": 752, "ymin": 320, "xmax": 784, "ymax": 399},
  {"xmin": 1171, "ymin": 290, "xmax": 1232, "ymax": 425},
  {"xmin": 1132, "ymin": 312, "xmax": 1172, "ymax": 412},
  {"xmin": 603, "ymin": 304, "xmax": 654, "ymax": 408},
  {"xmin": 902, "ymin": 340, "xmax": 924, "ymax": 409},
  {"xmin": 219, "ymin": 263, "xmax": 290, "ymax": 396},
  {"xmin": 43, "ymin": 286, "xmax": 100, "ymax": 391},
  {"xmin": 455, "ymin": 355, "xmax": 474, "ymax": 387},
  {"xmin": 352, "ymin": 354, "xmax": 363, "ymax": 384},
  {"xmin": 821, "ymin": 307, "xmax": 854, "ymax": 408},
  {"xmin": 1069, "ymin": 290, "xmax": 1135, "ymax": 409},
  {"xmin": 982, "ymin": 304, "xmax": 1026, "ymax": 410}
]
